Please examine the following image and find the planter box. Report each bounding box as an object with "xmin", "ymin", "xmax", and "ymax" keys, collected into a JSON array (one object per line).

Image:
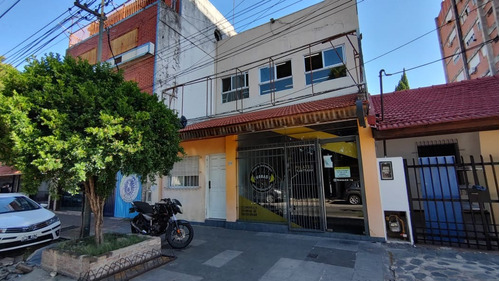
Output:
[{"xmin": 41, "ymin": 235, "xmax": 161, "ymax": 280}]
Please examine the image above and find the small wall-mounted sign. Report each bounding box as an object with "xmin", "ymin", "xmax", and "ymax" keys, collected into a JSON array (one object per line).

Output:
[
  {"xmin": 334, "ymin": 166, "xmax": 351, "ymax": 178},
  {"xmin": 379, "ymin": 161, "xmax": 393, "ymax": 180}
]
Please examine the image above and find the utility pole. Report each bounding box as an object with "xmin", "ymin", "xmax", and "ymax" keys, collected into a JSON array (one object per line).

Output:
[
  {"xmin": 74, "ymin": 0, "xmax": 107, "ymax": 62},
  {"xmin": 451, "ymin": 0, "xmax": 470, "ymax": 80},
  {"xmin": 74, "ymin": 0, "xmax": 106, "ymax": 238}
]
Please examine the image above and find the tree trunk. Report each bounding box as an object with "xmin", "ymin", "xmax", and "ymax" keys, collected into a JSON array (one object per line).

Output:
[{"xmin": 84, "ymin": 176, "xmax": 107, "ymax": 245}]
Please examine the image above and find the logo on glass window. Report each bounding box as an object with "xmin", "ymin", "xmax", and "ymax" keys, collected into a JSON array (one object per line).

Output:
[
  {"xmin": 120, "ymin": 175, "xmax": 140, "ymax": 203},
  {"xmin": 250, "ymin": 164, "xmax": 276, "ymax": 192}
]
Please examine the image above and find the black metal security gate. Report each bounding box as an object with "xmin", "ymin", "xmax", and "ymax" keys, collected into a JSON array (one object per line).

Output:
[
  {"xmin": 405, "ymin": 155, "xmax": 499, "ymax": 250},
  {"xmin": 238, "ymin": 140, "xmax": 324, "ymax": 231},
  {"xmin": 287, "ymin": 141, "xmax": 324, "ymax": 231}
]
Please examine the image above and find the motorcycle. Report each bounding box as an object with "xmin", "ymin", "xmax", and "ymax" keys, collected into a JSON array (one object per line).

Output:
[{"xmin": 129, "ymin": 198, "xmax": 194, "ymax": 249}]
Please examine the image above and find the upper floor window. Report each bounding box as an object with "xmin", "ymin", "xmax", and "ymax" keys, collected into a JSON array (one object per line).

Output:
[
  {"xmin": 304, "ymin": 45, "xmax": 345, "ymax": 85},
  {"xmin": 222, "ymin": 72, "xmax": 249, "ymax": 103},
  {"xmin": 460, "ymin": 5, "xmax": 470, "ymax": 24},
  {"xmin": 453, "ymin": 48, "xmax": 461, "ymax": 64},
  {"xmin": 162, "ymin": 88, "xmax": 178, "ymax": 112},
  {"xmin": 448, "ymin": 28, "xmax": 456, "ymax": 47},
  {"xmin": 259, "ymin": 60, "xmax": 293, "ymax": 95},
  {"xmin": 487, "ymin": 6, "xmax": 493, "ymax": 17},
  {"xmin": 445, "ymin": 9, "xmax": 452, "ymax": 23},
  {"xmin": 468, "ymin": 53, "xmax": 480, "ymax": 74},
  {"xmin": 465, "ymin": 29, "xmax": 476, "ymax": 46}
]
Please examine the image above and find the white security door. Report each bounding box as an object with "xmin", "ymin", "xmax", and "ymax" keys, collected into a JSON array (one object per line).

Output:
[{"xmin": 207, "ymin": 154, "xmax": 226, "ymax": 219}]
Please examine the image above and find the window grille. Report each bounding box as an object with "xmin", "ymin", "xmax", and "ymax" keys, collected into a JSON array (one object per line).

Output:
[{"xmin": 169, "ymin": 156, "xmax": 199, "ymax": 188}]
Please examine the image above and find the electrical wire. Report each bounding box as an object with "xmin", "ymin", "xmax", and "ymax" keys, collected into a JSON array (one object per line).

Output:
[
  {"xmin": 146, "ymin": 0, "xmax": 497, "ymax": 119},
  {"xmin": 384, "ymin": 35, "xmax": 498, "ymax": 76},
  {"xmin": 0, "ymin": 0, "xmax": 21, "ymax": 20},
  {"xmin": 1, "ymin": 10, "xmax": 70, "ymax": 58},
  {"xmin": 4, "ymin": 0, "xmax": 102, "ymax": 67},
  {"xmin": 154, "ymin": 0, "xmax": 352, "ymax": 90},
  {"xmin": 8, "ymin": 0, "xmax": 493, "ymax": 120}
]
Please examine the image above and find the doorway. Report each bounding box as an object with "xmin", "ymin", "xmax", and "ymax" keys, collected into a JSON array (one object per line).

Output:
[
  {"xmin": 320, "ymin": 137, "xmax": 365, "ymax": 234},
  {"xmin": 207, "ymin": 154, "xmax": 227, "ymax": 219}
]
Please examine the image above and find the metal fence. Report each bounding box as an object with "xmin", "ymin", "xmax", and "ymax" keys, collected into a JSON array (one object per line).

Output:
[{"xmin": 405, "ymin": 155, "xmax": 499, "ymax": 250}]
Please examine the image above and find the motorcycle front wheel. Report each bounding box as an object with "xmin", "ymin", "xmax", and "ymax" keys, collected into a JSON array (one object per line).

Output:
[{"xmin": 166, "ymin": 221, "xmax": 194, "ymax": 249}]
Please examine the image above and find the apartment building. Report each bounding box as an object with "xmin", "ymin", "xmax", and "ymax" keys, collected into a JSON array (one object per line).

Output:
[{"xmin": 436, "ymin": 0, "xmax": 499, "ymax": 82}]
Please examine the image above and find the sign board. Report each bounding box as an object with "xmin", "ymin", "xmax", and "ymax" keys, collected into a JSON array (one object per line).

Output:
[{"xmin": 334, "ymin": 166, "xmax": 351, "ymax": 178}]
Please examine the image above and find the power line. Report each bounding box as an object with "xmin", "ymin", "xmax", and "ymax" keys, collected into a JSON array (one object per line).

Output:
[
  {"xmin": 385, "ymin": 35, "xmax": 498, "ymax": 76},
  {"xmin": 155, "ymin": 0, "xmax": 353, "ymax": 90},
  {"xmin": 0, "ymin": 0, "xmax": 21, "ymax": 20},
  {"xmin": 3, "ymin": 0, "xmax": 102, "ymax": 67},
  {"xmin": 125, "ymin": 0, "xmax": 361, "ymax": 97},
  {"xmin": 148, "ymin": 0, "xmax": 496, "ymax": 118},
  {"xmin": 2, "ymin": 9, "xmax": 70, "ymax": 57}
]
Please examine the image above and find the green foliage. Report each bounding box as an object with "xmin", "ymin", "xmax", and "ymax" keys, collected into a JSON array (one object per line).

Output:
[
  {"xmin": 395, "ymin": 70, "xmax": 410, "ymax": 91},
  {"xmin": 56, "ymin": 233, "xmax": 147, "ymax": 256},
  {"xmin": 328, "ymin": 65, "xmax": 347, "ymax": 79},
  {"xmin": 0, "ymin": 53, "xmax": 183, "ymax": 198},
  {"xmin": 0, "ymin": 57, "xmax": 18, "ymax": 158}
]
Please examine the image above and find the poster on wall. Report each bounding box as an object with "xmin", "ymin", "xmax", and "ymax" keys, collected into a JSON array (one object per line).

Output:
[{"xmin": 114, "ymin": 171, "xmax": 142, "ymax": 218}]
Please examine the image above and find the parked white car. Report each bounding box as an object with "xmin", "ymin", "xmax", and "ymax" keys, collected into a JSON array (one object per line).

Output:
[{"xmin": 0, "ymin": 193, "xmax": 61, "ymax": 252}]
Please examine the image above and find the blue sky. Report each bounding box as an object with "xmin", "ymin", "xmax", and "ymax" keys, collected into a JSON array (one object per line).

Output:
[{"xmin": 0, "ymin": 0, "xmax": 445, "ymax": 95}]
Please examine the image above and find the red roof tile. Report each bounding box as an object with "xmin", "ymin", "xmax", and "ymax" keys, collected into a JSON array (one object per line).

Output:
[
  {"xmin": 0, "ymin": 165, "xmax": 21, "ymax": 177},
  {"xmin": 181, "ymin": 93, "xmax": 360, "ymax": 132},
  {"xmin": 369, "ymin": 75, "xmax": 499, "ymax": 131}
]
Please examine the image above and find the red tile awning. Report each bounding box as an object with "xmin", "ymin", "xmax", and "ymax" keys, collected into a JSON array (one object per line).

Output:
[
  {"xmin": 368, "ymin": 75, "xmax": 499, "ymax": 139},
  {"xmin": 180, "ymin": 93, "xmax": 366, "ymax": 140},
  {"xmin": 0, "ymin": 165, "xmax": 21, "ymax": 177}
]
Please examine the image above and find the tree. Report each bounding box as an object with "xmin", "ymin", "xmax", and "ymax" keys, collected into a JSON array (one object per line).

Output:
[
  {"xmin": 0, "ymin": 57, "xmax": 17, "ymax": 159},
  {"xmin": 0, "ymin": 56, "xmax": 15, "ymax": 92},
  {"xmin": 0, "ymin": 54, "xmax": 183, "ymax": 244},
  {"xmin": 395, "ymin": 69, "xmax": 410, "ymax": 91}
]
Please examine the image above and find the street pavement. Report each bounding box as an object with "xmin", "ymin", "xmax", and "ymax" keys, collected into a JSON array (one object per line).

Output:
[{"xmin": 11, "ymin": 211, "xmax": 499, "ymax": 281}]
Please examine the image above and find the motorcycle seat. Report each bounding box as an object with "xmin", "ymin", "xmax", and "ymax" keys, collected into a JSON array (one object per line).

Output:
[{"xmin": 133, "ymin": 201, "xmax": 154, "ymax": 214}]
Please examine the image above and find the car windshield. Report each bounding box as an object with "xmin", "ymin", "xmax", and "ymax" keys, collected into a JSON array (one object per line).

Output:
[{"xmin": 0, "ymin": 196, "xmax": 40, "ymax": 214}]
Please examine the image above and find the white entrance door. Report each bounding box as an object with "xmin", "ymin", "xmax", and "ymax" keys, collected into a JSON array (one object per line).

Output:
[{"xmin": 207, "ymin": 154, "xmax": 226, "ymax": 219}]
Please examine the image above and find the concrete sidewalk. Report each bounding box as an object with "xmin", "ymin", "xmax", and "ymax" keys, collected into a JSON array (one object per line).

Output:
[{"xmin": 19, "ymin": 211, "xmax": 499, "ymax": 281}]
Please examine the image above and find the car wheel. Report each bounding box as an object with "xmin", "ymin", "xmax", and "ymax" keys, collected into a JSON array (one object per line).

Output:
[{"xmin": 348, "ymin": 194, "xmax": 361, "ymax": 205}]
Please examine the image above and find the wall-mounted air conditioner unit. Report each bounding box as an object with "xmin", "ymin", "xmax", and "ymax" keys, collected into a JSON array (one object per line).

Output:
[{"xmin": 106, "ymin": 42, "xmax": 155, "ymax": 67}]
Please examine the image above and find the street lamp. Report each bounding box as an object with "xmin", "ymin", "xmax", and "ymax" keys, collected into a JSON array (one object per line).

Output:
[{"xmin": 379, "ymin": 69, "xmax": 391, "ymax": 157}]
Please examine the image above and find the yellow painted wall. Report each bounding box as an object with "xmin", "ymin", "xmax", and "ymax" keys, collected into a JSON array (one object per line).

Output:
[
  {"xmin": 479, "ymin": 130, "xmax": 499, "ymax": 225},
  {"xmin": 160, "ymin": 137, "xmax": 227, "ymax": 222},
  {"xmin": 225, "ymin": 135, "xmax": 238, "ymax": 222},
  {"xmin": 358, "ymin": 122, "xmax": 385, "ymax": 238},
  {"xmin": 479, "ymin": 130, "xmax": 499, "ymax": 158}
]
